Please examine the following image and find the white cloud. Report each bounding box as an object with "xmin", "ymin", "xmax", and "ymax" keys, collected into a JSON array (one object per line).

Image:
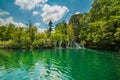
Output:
[
  {"xmin": 0, "ymin": 17, "xmax": 26, "ymax": 27},
  {"xmin": 15, "ymin": 0, "xmax": 47, "ymax": 10},
  {"xmin": 75, "ymin": 11, "xmax": 80, "ymax": 14},
  {"xmin": 41, "ymin": 4, "xmax": 69, "ymax": 24},
  {"xmin": 38, "ymin": 28, "xmax": 46, "ymax": 33},
  {"xmin": 33, "ymin": 11, "xmax": 40, "ymax": 16},
  {"xmin": 0, "ymin": 9, "xmax": 9, "ymax": 16},
  {"xmin": 34, "ymin": 22, "xmax": 41, "ymax": 26}
]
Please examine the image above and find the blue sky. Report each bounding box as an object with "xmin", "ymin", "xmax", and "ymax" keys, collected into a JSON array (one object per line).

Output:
[{"xmin": 0, "ymin": 0, "xmax": 93, "ymax": 32}]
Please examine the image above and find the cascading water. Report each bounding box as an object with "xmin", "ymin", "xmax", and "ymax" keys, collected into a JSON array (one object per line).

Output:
[
  {"xmin": 59, "ymin": 41, "xmax": 62, "ymax": 49},
  {"xmin": 67, "ymin": 41, "xmax": 70, "ymax": 48},
  {"xmin": 54, "ymin": 40, "xmax": 84, "ymax": 49},
  {"xmin": 74, "ymin": 42, "xmax": 81, "ymax": 49},
  {"xmin": 70, "ymin": 42, "xmax": 73, "ymax": 48},
  {"xmin": 54, "ymin": 40, "xmax": 57, "ymax": 48}
]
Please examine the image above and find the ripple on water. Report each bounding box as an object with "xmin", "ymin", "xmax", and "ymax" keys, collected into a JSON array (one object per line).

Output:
[{"xmin": 0, "ymin": 49, "xmax": 119, "ymax": 80}]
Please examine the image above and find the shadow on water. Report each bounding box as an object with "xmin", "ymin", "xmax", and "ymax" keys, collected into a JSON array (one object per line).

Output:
[{"xmin": 0, "ymin": 49, "xmax": 120, "ymax": 80}]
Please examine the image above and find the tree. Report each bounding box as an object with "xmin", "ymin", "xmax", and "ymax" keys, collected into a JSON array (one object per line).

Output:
[
  {"xmin": 69, "ymin": 14, "xmax": 81, "ymax": 41},
  {"xmin": 0, "ymin": 25, "xmax": 6, "ymax": 41},
  {"xmin": 67, "ymin": 24, "xmax": 74, "ymax": 42},
  {"xmin": 46, "ymin": 20, "xmax": 53, "ymax": 37}
]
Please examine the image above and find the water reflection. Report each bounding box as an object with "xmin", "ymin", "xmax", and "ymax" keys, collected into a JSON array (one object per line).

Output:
[{"xmin": 0, "ymin": 49, "xmax": 120, "ymax": 80}]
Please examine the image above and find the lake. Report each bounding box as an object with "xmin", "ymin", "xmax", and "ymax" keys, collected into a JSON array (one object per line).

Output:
[{"xmin": 0, "ymin": 49, "xmax": 120, "ymax": 80}]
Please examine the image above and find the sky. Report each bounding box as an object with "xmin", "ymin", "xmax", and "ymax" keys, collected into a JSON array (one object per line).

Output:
[{"xmin": 0, "ymin": 0, "xmax": 93, "ymax": 32}]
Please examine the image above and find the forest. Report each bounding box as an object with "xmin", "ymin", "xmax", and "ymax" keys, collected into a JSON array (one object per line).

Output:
[{"xmin": 0, "ymin": 0, "xmax": 120, "ymax": 51}]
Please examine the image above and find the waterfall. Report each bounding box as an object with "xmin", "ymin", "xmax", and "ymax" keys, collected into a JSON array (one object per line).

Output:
[
  {"xmin": 54, "ymin": 40, "xmax": 84, "ymax": 49},
  {"xmin": 54, "ymin": 40, "xmax": 57, "ymax": 48},
  {"xmin": 59, "ymin": 41, "xmax": 62, "ymax": 49},
  {"xmin": 74, "ymin": 42, "xmax": 81, "ymax": 49},
  {"xmin": 67, "ymin": 41, "xmax": 70, "ymax": 48},
  {"xmin": 82, "ymin": 45, "xmax": 85, "ymax": 49},
  {"xmin": 70, "ymin": 42, "xmax": 72, "ymax": 48}
]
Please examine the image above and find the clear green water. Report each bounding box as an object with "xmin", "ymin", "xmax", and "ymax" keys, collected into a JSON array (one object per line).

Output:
[{"xmin": 0, "ymin": 49, "xmax": 120, "ymax": 80}]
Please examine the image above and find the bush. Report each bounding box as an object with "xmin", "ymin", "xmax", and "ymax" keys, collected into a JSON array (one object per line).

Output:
[{"xmin": 0, "ymin": 40, "xmax": 13, "ymax": 49}]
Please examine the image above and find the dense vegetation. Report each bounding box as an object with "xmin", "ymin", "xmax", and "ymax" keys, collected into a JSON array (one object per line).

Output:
[{"xmin": 0, "ymin": 0, "xmax": 120, "ymax": 51}]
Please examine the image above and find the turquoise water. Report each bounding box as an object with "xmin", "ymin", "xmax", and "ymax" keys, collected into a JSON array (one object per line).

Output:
[{"xmin": 0, "ymin": 49, "xmax": 120, "ymax": 80}]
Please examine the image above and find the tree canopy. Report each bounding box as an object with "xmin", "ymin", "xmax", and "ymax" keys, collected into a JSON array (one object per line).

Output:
[{"xmin": 0, "ymin": 0, "xmax": 120, "ymax": 51}]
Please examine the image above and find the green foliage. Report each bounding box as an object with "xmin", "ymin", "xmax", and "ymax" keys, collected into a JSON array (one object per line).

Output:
[
  {"xmin": 0, "ymin": 25, "xmax": 6, "ymax": 40},
  {"xmin": 114, "ymin": 27, "xmax": 120, "ymax": 41},
  {"xmin": 52, "ymin": 21, "xmax": 67, "ymax": 41},
  {"xmin": 67, "ymin": 24, "xmax": 74, "ymax": 41},
  {"xmin": 0, "ymin": 22, "xmax": 42, "ymax": 49},
  {"xmin": 32, "ymin": 33, "xmax": 52, "ymax": 49},
  {"xmin": 0, "ymin": 40, "xmax": 13, "ymax": 49},
  {"xmin": 0, "ymin": 0, "xmax": 120, "ymax": 51},
  {"xmin": 51, "ymin": 30, "xmax": 64, "ymax": 41},
  {"xmin": 69, "ymin": 14, "xmax": 81, "ymax": 41},
  {"xmin": 27, "ymin": 26, "xmax": 37, "ymax": 42},
  {"xmin": 78, "ymin": 0, "xmax": 120, "ymax": 51}
]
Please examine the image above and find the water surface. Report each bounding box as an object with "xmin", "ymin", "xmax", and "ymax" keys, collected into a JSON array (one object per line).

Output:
[{"xmin": 0, "ymin": 49, "xmax": 120, "ymax": 80}]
